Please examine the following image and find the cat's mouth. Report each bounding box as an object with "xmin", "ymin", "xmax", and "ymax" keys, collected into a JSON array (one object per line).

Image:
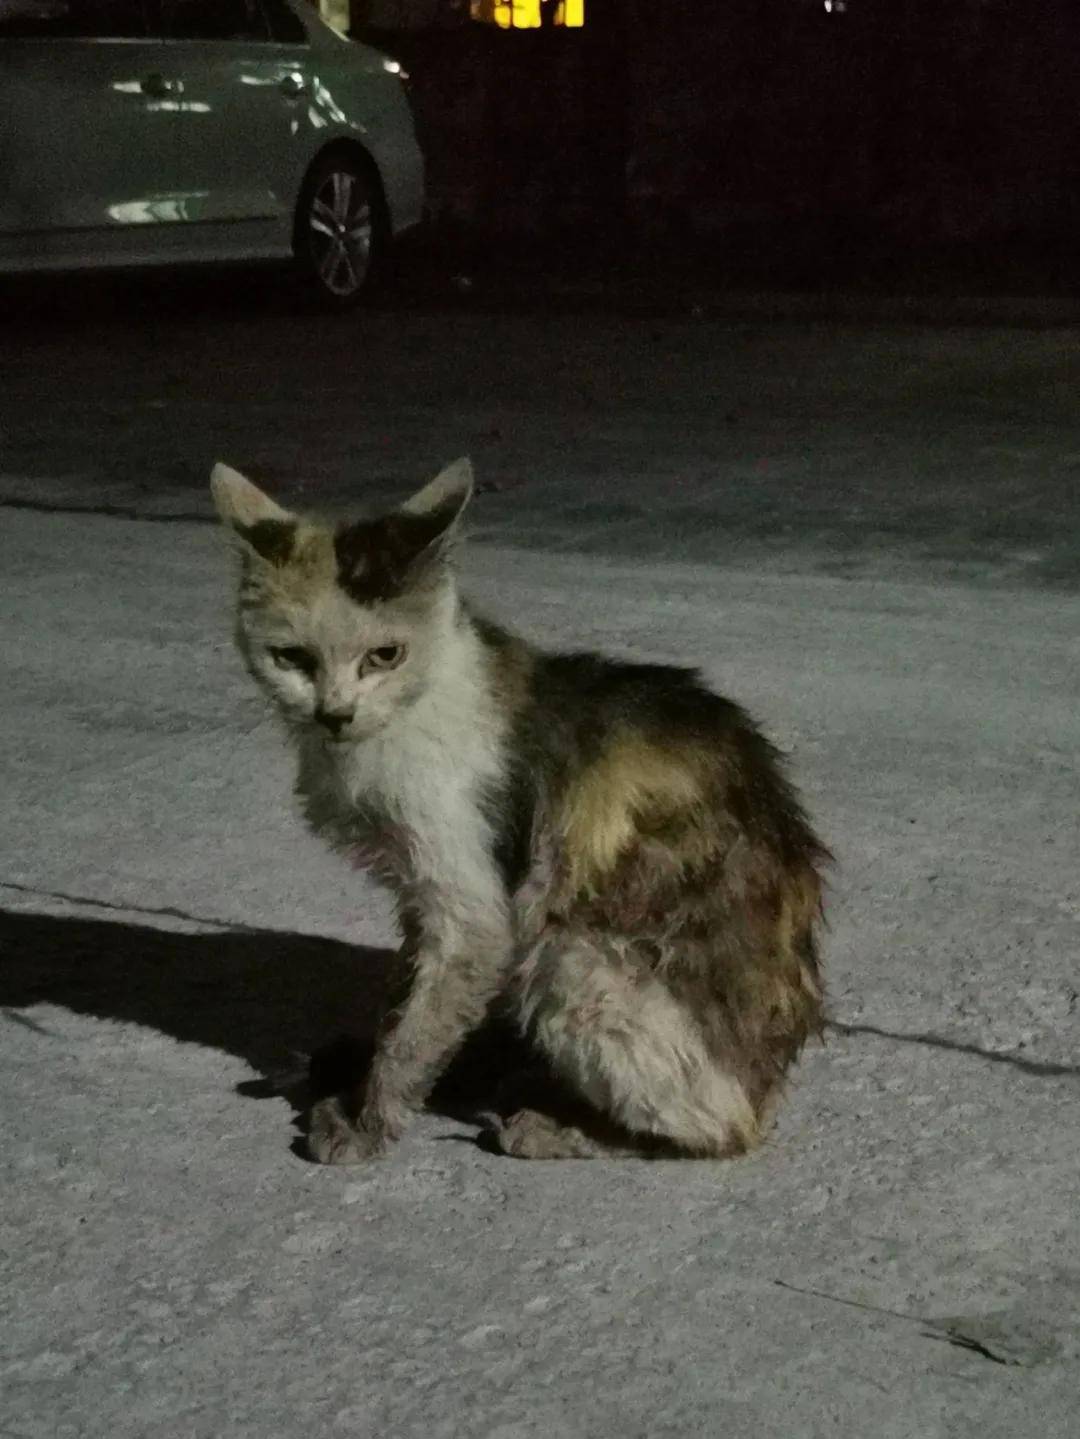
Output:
[{"xmin": 316, "ymin": 715, "xmax": 394, "ymax": 746}]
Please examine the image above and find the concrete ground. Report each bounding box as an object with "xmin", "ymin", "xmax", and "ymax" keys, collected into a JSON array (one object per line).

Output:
[{"xmin": 1, "ymin": 276, "xmax": 1078, "ymax": 1438}]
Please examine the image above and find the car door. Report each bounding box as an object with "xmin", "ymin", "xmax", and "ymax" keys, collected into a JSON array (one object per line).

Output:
[
  {"xmin": 159, "ymin": 0, "xmax": 311, "ymax": 255},
  {"xmin": 0, "ymin": 0, "xmax": 185, "ymax": 266}
]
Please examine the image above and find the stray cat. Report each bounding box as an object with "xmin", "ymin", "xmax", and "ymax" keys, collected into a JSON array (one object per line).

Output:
[{"xmin": 212, "ymin": 458, "xmax": 828, "ymax": 1161}]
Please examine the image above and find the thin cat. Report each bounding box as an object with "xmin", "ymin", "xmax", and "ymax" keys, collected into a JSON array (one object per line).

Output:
[{"xmin": 212, "ymin": 457, "xmax": 829, "ymax": 1162}]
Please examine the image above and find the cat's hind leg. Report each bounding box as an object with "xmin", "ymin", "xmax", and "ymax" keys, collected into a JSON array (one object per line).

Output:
[{"xmin": 500, "ymin": 933, "xmax": 760, "ymax": 1160}]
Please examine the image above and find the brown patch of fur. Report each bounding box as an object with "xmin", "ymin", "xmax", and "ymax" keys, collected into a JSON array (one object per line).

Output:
[
  {"xmin": 240, "ymin": 523, "xmax": 338, "ymax": 608},
  {"xmin": 334, "ymin": 509, "xmax": 456, "ymax": 604},
  {"xmin": 235, "ymin": 518, "xmax": 296, "ymax": 565},
  {"xmin": 542, "ymin": 723, "xmax": 827, "ymax": 1129},
  {"xmin": 556, "ymin": 734, "xmax": 710, "ymax": 900},
  {"xmin": 696, "ymin": 851, "xmax": 824, "ymax": 1119}
]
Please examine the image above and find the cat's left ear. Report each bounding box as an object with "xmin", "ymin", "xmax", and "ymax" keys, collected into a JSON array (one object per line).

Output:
[
  {"xmin": 210, "ymin": 462, "xmax": 297, "ymax": 564},
  {"xmin": 398, "ymin": 457, "xmax": 474, "ymax": 542}
]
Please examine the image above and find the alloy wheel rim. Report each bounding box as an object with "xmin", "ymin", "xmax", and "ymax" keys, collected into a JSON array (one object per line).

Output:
[{"xmin": 307, "ymin": 170, "xmax": 372, "ymax": 297}]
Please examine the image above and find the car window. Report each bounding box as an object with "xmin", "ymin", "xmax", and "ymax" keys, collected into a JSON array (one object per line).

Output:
[
  {"xmin": 163, "ymin": 0, "xmax": 270, "ymax": 41},
  {"xmin": 0, "ymin": 0, "xmax": 147, "ymax": 37},
  {"xmin": 259, "ymin": 0, "xmax": 307, "ymax": 44}
]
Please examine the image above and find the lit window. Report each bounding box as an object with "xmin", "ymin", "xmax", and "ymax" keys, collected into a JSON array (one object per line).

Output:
[{"xmin": 470, "ymin": 0, "xmax": 584, "ymax": 29}]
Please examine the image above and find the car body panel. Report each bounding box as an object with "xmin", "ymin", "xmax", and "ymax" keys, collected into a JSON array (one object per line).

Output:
[
  {"xmin": 0, "ymin": 0, "xmax": 424, "ymax": 274},
  {"xmin": 0, "ymin": 38, "xmax": 183, "ymax": 262},
  {"xmin": 165, "ymin": 41, "xmax": 308, "ymax": 229}
]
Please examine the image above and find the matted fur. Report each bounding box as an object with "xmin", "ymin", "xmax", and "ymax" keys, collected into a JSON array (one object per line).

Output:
[{"xmin": 212, "ymin": 459, "xmax": 829, "ymax": 1162}]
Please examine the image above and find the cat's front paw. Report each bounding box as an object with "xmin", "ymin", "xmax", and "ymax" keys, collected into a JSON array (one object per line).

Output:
[{"xmin": 306, "ymin": 1095, "xmax": 385, "ymax": 1165}]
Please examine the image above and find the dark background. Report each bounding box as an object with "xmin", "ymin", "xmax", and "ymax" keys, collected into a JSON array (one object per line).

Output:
[{"xmin": 352, "ymin": 0, "xmax": 1080, "ymax": 295}]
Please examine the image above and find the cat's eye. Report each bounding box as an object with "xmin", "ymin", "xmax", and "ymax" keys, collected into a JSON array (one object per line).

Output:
[
  {"xmin": 366, "ymin": 643, "xmax": 406, "ymax": 671},
  {"xmin": 268, "ymin": 645, "xmax": 317, "ymax": 677}
]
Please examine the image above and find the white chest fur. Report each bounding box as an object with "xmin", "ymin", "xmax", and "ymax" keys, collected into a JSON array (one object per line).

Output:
[{"xmin": 298, "ymin": 627, "xmax": 508, "ymax": 916}]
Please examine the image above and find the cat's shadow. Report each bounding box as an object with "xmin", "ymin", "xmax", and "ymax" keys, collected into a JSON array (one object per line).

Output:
[{"xmin": 0, "ymin": 906, "xmax": 531, "ymax": 1150}]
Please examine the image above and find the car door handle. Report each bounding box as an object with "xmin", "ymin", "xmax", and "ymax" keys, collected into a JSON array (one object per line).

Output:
[
  {"xmin": 142, "ymin": 73, "xmax": 183, "ymax": 98},
  {"xmin": 280, "ymin": 73, "xmax": 306, "ymax": 98}
]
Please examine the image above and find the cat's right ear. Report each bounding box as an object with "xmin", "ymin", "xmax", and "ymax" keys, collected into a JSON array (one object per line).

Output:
[
  {"xmin": 210, "ymin": 462, "xmax": 296, "ymax": 564},
  {"xmin": 398, "ymin": 457, "xmax": 474, "ymax": 533}
]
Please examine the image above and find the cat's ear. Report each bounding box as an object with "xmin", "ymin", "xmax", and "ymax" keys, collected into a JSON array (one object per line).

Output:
[
  {"xmin": 398, "ymin": 457, "xmax": 474, "ymax": 540},
  {"xmin": 335, "ymin": 460, "xmax": 474, "ymax": 602},
  {"xmin": 210, "ymin": 462, "xmax": 296, "ymax": 564},
  {"xmin": 211, "ymin": 462, "xmax": 291, "ymax": 528}
]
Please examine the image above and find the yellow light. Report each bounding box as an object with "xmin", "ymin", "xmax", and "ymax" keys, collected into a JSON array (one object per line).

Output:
[
  {"xmin": 471, "ymin": 0, "xmax": 538, "ymax": 26},
  {"xmin": 471, "ymin": 0, "xmax": 584, "ymax": 27}
]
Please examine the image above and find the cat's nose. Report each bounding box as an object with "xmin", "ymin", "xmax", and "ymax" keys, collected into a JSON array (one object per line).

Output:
[{"xmin": 315, "ymin": 707, "xmax": 354, "ymax": 737}]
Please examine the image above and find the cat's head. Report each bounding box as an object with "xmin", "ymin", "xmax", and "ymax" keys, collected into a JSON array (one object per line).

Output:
[{"xmin": 212, "ymin": 458, "xmax": 473, "ymax": 745}]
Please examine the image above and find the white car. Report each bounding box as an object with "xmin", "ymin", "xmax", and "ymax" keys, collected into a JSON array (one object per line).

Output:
[{"xmin": 0, "ymin": 0, "xmax": 425, "ymax": 305}]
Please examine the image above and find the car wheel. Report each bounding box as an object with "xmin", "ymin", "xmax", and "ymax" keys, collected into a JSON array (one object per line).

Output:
[{"xmin": 294, "ymin": 153, "xmax": 385, "ymax": 309}]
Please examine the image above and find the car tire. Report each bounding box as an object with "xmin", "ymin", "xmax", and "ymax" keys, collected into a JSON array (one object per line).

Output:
[{"xmin": 293, "ymin": 151, "xmax": 386, "ymax": 310}]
